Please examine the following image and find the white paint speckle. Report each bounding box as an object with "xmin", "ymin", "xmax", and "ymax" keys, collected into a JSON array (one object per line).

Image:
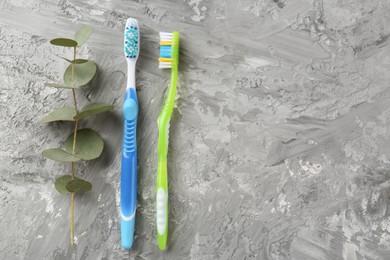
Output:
[
  {"xmin": 187, "ymin": 0, "xmax": 206, "ymax": 22},
  {"xmin": 90, "ymin": 9, "xmax": 104, "ymax": 16},
  {"xmin": 39, "ymin": 189, "xmax": 54, "ymax": 215},
  {"xmin": 277, "ymin": 193, "xmax": 290, "ymax": 214},
  {"xmin": 299, "ymin": 160, "xmax": 322, "ymax": 177}
]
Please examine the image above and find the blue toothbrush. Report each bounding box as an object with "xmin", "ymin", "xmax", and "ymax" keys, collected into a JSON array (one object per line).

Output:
[{"xmin": 121, "ymin": 17, "xmax": 139, "ymax": 249}]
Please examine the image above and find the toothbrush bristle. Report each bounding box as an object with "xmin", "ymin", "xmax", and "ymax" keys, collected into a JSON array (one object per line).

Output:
[
  {"xmin": 159, "ymin": 32, "xmax": 173, "ymax": 69},
  {"xmin": 158, "ymin": 31, "xmax": 179, "ymax": 69},
  {"xmin": 124, "ymin": 18, "xmax": 139, "ymax": 60}
]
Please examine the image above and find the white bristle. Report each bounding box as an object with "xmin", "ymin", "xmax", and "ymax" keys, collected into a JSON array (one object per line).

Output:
[
  {"xmin": 159, "ymin": 32, "xmax": 173, "ymax": 42},
  {"xmin": 159, "ymin": 62, "xmax": 172, "ymax": 69},
  {"xmin": 126, "ymin": 18, "xmax": 138, "ymax": 29},
  {"xmin": 159, "ymin": 32, "xmax": 173, "ymax": 69}
]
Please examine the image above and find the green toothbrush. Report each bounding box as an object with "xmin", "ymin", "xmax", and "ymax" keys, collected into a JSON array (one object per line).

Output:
[{"xmin": 156, "ymin": 31, "xmax": 179, "ymax": 250}]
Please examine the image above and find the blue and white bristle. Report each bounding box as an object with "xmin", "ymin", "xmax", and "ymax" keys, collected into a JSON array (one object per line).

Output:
[
  {"xmin": 124, "ymin": 18, "xmax": 139, "ymax": 60},
  {"xmin": 158, "ymin": 32, "xmax": 173, "ymax": 69}
]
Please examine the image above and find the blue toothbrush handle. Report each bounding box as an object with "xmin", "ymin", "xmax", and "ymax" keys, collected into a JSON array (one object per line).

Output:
[{"xmin": 121, "ymin": 88, "xmax": 138, "ymax": 249}]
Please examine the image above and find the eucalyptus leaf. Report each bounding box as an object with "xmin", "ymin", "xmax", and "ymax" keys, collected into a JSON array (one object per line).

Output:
[
  {"xmin": 72, "ymin": 59, "xmax": 89, "ymax": 64},
  {"xmin": 66, "ymin": 178, "xmax": 92, "ymax": 193},
  {"xmin": 55, "ymin": 175, "xmax": 79, "ymax": 194},
  {"xmin": 64, "ymin": 128, "xmax": 104, "ymax": 160},
  {"xmin": 40, "ymin": 107, "xmax": 76, "ymax": 123},
  {"xmin": 74, "ymin": 103, "xmax": 114, "ymax": 120},
  {"xmin": 63, "ymin": 61, "xmax": 97, "ymax": 88},
  {"xmin": 50, "ymin": 38, "xmax": 78, "ymax": 47},
  {"xmin": 42, "ymin": 148, "xmax": 80, "ymax": 162},
  {"xmin": 74, "ymin": 25, "xmax": 92, "ymax": 47},
  {"xmin": 59, "ymin": 57, "xmax": 89, "ymax": 64},
  {"xmin": 45, "ymin": 82, "xmax": 79, "ymax": 89}
]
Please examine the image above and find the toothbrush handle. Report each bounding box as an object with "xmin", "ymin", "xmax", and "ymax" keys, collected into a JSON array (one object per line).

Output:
[
  {"xmin": 156, "ymin": 108, "xmax": 170, "ymax": 250},
  {"xmin": 156, "ymin": 68, "xmax": 178, "ymax": 250},
  {"xmin": 121, "ymin": 88, "xmax": 138, "ymax": 249},
  {"xmin": 156, "ymin": 107, "xmax": 173, "ymax": 250}
]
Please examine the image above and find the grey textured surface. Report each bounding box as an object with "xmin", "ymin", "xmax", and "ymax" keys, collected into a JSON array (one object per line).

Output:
[{"xmin": 1, "ymin": 0, "xmax": 390, "ymax": 259}]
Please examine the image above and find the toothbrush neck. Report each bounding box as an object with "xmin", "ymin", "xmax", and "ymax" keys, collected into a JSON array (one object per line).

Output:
[
  {"xmin": 165, "ymin": 66, "xmax": 178, "ymax": 108},
  {"xmin": 126, "ymin": 61, "xmax": 136, "ymax": 90}
]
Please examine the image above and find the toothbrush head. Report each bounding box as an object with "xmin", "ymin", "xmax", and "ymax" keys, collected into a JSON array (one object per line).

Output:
[
  {"xmin": 124, "ymin": 18, "xmax": 140, "ymax": 61},
  {"xmin": 158, "ymin": 32, "xmax": 179, "ymax": 69}
]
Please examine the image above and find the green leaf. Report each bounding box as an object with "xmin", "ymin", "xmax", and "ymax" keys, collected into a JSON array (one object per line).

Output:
[
  {"xmin": 74, "ymin": 103, "xmax": 114, "ymax": 120},
  {"xmin": 64, "ymin": 128, "xmax": 104, "ymax": 160},
  {"xmin": 39, "ymin": 107, "xmax": 76, "ymax": 123},
  {"xmin": 44, "ymin": 82, "xmax": 79, "ymax": 89},
  {"xmin": 66, "ymin": 178, "xmax": 92, "ymax": 193},
  {"xmin": 72, "ymin": 59, "xmax": 89, "ymax": 64},
  {"xmin": 50, "ymin": 38, "xmax": 78, "ymax": 47},
  {"xmin": 63, "ymin": 61, "xmax": 97, "ymax": 88},
  {"xmin": 42, "ymin": 148, "xmax": 80, "ymax": 162},
  {"xmin": 58, "ymin": 56, "xmax": 89, "ymax": 64},
  {"xmin": 74, "ymin": 25, "xmax": 93, "ymax": 47},
  {"xmin": 54, "ymin": 175, "xmax": 76, "ymax": 194}
]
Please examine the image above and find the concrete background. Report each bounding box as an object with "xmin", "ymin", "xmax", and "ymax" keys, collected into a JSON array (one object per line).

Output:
[{"xmin": 1, "ymin": 0, "xmax": 390, "ymax": 259}]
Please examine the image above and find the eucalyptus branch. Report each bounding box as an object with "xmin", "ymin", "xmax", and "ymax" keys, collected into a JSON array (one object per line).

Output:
[
  {"xmin": 40, "ymin": 25, "xmax": 114, "ymax": 246},
  {"xmin": 70, "ymin": 46, "xmax": 77, "ymax": 245}
]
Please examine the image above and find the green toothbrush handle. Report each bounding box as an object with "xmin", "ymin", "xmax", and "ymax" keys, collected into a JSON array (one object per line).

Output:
[
  {"xmin": 156, "ymin": 110, "xmax": 170, "ymax": 251},
  {"xmin": 156, "ymin": 155, "xmax": 168, "ymax": 250},
  {"xmin": 156, "ymin": 68, "xmax": 178, "ymax": 250}
]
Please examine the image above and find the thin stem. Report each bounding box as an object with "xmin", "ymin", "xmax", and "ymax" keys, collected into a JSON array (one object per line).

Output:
[
  {"xmin": 72, "ymin": 117, "xmax": 79, "ymax": 155},
  {"xmin": 71, "ymin": 162, "xmax": 75, "ymax": 179},
  {"xmin": 70, "ymin": 46, "xmax": 78, "ymax": 246}
]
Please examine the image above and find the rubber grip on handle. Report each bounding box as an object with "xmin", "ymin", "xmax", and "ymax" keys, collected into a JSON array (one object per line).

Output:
[
  {"xmin": 121, "ymin": 88, "xmax": 138, "ymax": 249},
  {"xmin": 156, "ymin": 130, "xmax": 169, "ymax": 250},
  {"xmin": 156, "ymin": 190, "xmax": 168, "ymax": 249},
  {"xmin": 156, "ymin": 158, "xmax": 168, "ymax": 250},
  {"xmin": 121, "ymin": 215, "xmax": 135, "ymax": 249}
]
